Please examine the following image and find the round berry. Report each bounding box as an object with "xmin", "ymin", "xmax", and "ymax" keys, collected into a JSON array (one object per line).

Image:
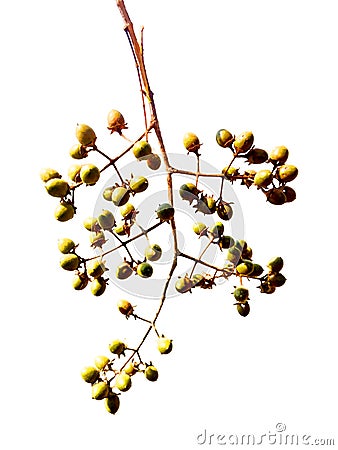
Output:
[
  {"xmin": 216, "ymin": 129, "xmax": 233, "ymax": 148},
  {"xmin": 104, "ymin": 394, "xmax": 120, "ymax": 414},
  {"xmin": 117, "ymin": 299, "xmax": 134, "ymax": 316},
  {"xmin": 92, "ymin": 382, "xmax": 110, "ymax": 400},
  {"xmin": 116, "ymin": 262, "xmax": 133, "ymax": 280},
  {"xmin": 98, "ymin": 209, "xmax": 115, "ymax": 230},
  {"xmin": 90, "ymin": 277, "xmax": 106, "ymax": 296},
  {"xmin": 236, "ymin": 260, "xmax": 254, "ymax": 276},
  {"xmin": 157, "ymin": 337, "xmax": 173, "ymax": 354},
  {"xmin": 111, "ymin": 187, "xmax": 130, "ymax": 207},
  {"xmin": 115, "ymin": 372, "xmax": 132, "ymax": 392},
  {"xmin": 80, "ymin": 164, "xmax": 100, "ymax": 185},
  {"xmin": 254, "ymin": 170, "xmax": 273, "ymax": 188},
  {"xmin": 175, "ymin": 276, "xmax": 192, "ymax": 293},
  {"xmin": 137, "ymin": 262, "xmax": 153, "ymax": 278},
  {"xmin": 246, "ymin": 148, "xmax": 268, "ymax": 164},
  {"xmin": 87, "ymin": 259, "xmax": 105, "ymax": 279},
  {"xmin": 60, "ymin": 254, "xmax": 79, "ymax": 271},
  {"xmin": 109, "ymin": 340, "xmax": 126, "ymax": 355},
  {"xmin": 233, "ymin": 286, "xmax": 249, "ymax": 302},
  {"xmin": 276, "ymin": 164, "xmax": 298, "ymax": 183},
  {"xmin": 107, "ymin": 109, "xmax": 127, "ymax": 134},
  {"xmin": 45, "ymin": 179, "xmax": 69, "ymax": 198},
  {"xmin": 94, "ymin": 355, "xmax": 110, "ymax": 370},
  {"xmin": 269, "ymin": 145, "xmax": 289, "ymax": 164},
  {"xmin": 145, "ymin": 244, "xmax": 162, "ymax": 261},
  {"xmin": 69, "ymin": 143, "xmax": 87, "ymax": 159},
  {"xmin": 133, "ymin": 141, "xmax": 152, "ymax": 159},
  {"xmin": 237, "ymin": 302, "xmax": 250, "ymax": 317},
  {"xmin": 57, "ymin": 238, "xmax": 76, "ymax": 254},
  {"xmin": 216, "ymin": 202, "xmax": 233, "ymax": 220},
  {"xmin": 267, "ymin": 256, "xmax": 283, "ymax": 273},
  {"xmin": 81, "ymin": 366, "xmax": 100, "ymax": 384},
  {"xmin": 183, "ymin": 132, "xmax": 201, "ymax": 153},
  {"xmin": 144, "ymin": 365, "xmax": 158, "ymax": 382},
  {"xmin": 129, "ymin": 176, "xmax": 148, "ymax": 193},
  {"xmin": 234, "ymin": 131, "xmax": 254, "ymax": 153},
  {"xmin": 156, "ymin": 203, "xmax": 175, "ymax": 221},
  {"xmin": 72, "ymin": 272, "xmax": 89, "ymax": 290},
  {"xmin": 192, "ymin": 222, "xmax": 208, "ymax": 236},
  {"xmin": 76, "ymin": 123, "xmax": 96, "ymax": 147}
]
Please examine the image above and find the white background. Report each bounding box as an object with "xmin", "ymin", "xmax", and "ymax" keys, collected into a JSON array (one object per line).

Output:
[{"xmin": 1, "ymin": 0, "xmax": 337, "ymax": 448}]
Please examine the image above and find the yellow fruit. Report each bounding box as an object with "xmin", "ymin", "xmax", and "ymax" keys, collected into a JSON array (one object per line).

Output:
[
  {"xmin": 80, "ymin": 164, "xmax": 100, "ymax": 185},
  {"xmin": 54, "ymin": 202, "xmax": 74, "ymax": 222},
  {"xmin": 40, "ymin": 168, "xmax": 61, "ymax": 182},
  {"xmin": 45, "ymin": 179, "xmax": 69, "ymax": 198},
  {"xmin": 76, "ymin": 123, "xmax": 96, "ymax": 147}
]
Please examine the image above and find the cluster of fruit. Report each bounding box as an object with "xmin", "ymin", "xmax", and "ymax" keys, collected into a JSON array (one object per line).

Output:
[
  {"xmin": 80, "ymin": 299, "xmax": 172, "ymax": 414},
  {"xmin": 182, "ymin": 129, "xmax": 298, "ymax": 206},
  {"xmin": 40, "ymin": 106, "xmax": 294, "ymax": 415}
]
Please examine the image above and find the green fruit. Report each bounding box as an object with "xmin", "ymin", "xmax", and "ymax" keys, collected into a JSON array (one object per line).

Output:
[
  {"xmin": 57, "ymin": 238, "xmax": 76, "ymax": 254},
  {"xmin": 268, "ymin": 272, "xmax": 286, "ymax": 287},
  {"xmin": 45, "ymin": 178, "xmax": 69, "ymax": 198},
  {"xmin": 83, "ymin": 216, "xmax": 100, "ymax": 232},
  {"xmin": 132, "ymin": 141, "xmax": 152, "ymax": 159},
  {"xmin": 144, "ymin": 365, "xmax": 158, "ymax": 382},
  {"xmin": 89, "ymin": 231, "xmax": 106, "ymax": 248},
  {"xmin": 116, "ymin": 262, "xmax": 133, "ymax": 280},
  {"xmin": 157, "ymin": 337, "xmax": 173, "ymax": 354},
  {"xmin": 76, "ymin": 123, "xmax": 96, "ymax": 147},
  {"xmin": 80, "ymin": 164, "xmax": 100, "ymax": 185},
  {"xmin": 250, "ymin": 264, "xmax": 264, "ymax": 277},
  {"xmin": 137, "ymin": 262, "xmax": 153, "ymax": 278},
  {"xmin": 107, "ymin": 109, "xmax": 127, "ymax": 134},
  {"xmin": 267, "ymin": 256, "xmax": 284, "ymax": 272},
  {"xmin": 60, "ymin": 254, "xmax": 79, "ymax": 271},
  {"xmin": 129, "ymin": 176, "xmax": 148, "ymax": 193},
  {"xmin": 216, "ymin": 202, "xmax": 233, "ymax": 220},
  {"xmin": 104, "ymin": 394, "xmax": 120, "ymax": 414},
  {"xmin": 72, "ymin": 272, "xmax": 89, "ymax": 290},
  {"xmin": 117, "ymin": 299, "xmax": 134, "ymax": 316},
  {"xmin": 119, "ymin": 202, "xmax": 135, "ymax": 218},
  {"xmin": 233, "ymin": 286, "xmax": 249, "ymax": 302},
  {"xmin": 145, "ymin": 244, "xmax": 162, "ymax": 261},
  {"xmin": 69, "ymin": 143, "xmax": 87, "ymax": 159},
  {"xmin": 183, "ymin": 132, "xmax": 201, "ymax": 153},
  {"xmin": 266, "ymin": 188, "xmax": 287, "ymax": 205},
  {"xmin": 192, "ymin": 222, "xmax": 208, "ymax": 236},
  {"xmin": 216, "ymin": 129, "xmax": 233, "ymax": 148},
  {"xmin": 236, "ymin": 260, "xmax": 254, "ymax": 276},
  {"xmin": 54, "ymin": 202, "xmax": 75, "ymax": 222},
  {"xmin": 87, "ymin": 259, "xmax": 105, "ymax": 279},
  {"xmin": 269, "ymin": 145, "xmax": 289, "ymax": 164},
  {"xmin": 81, "ymin": 366, "xmax": 100, "ymax": 384},
  {"xmin": 254, "ymin": 170, "xmax": 273, "ymax": 188},
  {"xmin": 146, "ymin": 153, "xmax": 161, "ymax": 170},
  {"xmin": 237, "ymin": 302, "xmax": 250, "ymax": 317},
  {"xmin": 246, "ymin": 148, "xmax": 268, "ymax": 164},
  {"xmin": 111, "ymin": 187, "xmax": 130, "ymax": 206},
  {"xmin": 92, "ymin": 382, "xmax": 110, "ymax": 400},
  {"xmin": 175, "ymin": 276, "xmax": 192, "ymax": 293},
  {"xmin": 40, "ymin": 168, "xmax": 61, "ymax": 182},
  {"xmin": 109, "ymin": 340, "xmax": 126, "ymax": 355},
  {"xmin": 115, "ymin": 372, "xmax": 132, "ymax": 392},
  {"xmin": 156, "ymin": 203, "xmax": 175, "ymax": 221},
  {"xmin": 90, "ymin": 277, "xmax": 106, "ymax": 296},
  {"xmin": 227, "ymin": 246, "xmax": 242, "ymax": 264},
  {"xmin": 276, "ymin": 164, "xmax": 298, "ymax": 183},
  {"xmin": 234, "ymin": 131, "xmax": 254, "ymax": 153},
  {"xmin": 219, "ymin": 235, "xmax": 235, "ymax": 250},
  {"xmin": 179, "ymin": 183, "xmax": 199, "ymax": 202},
  {"xmin": 191, "ymin": 274, "xmax": 204, "ymax": 287},
  {"xmin": 208, "ymin": 222, "xmax": 224, "ymax": 238},
  {"xmin": 94, "ymin": 355, "xmax": 110, "ymax": 370},
  {"xmin": 98, "ymin": 209, "xmax": 115, "ymax": 230},
  {"xmin": 102, "ymin": 187, "xmax": 114, "ymax": 201},
  {"xmin": 283, "ymin": 186, "xmax": 296, "ymax": 203}
]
